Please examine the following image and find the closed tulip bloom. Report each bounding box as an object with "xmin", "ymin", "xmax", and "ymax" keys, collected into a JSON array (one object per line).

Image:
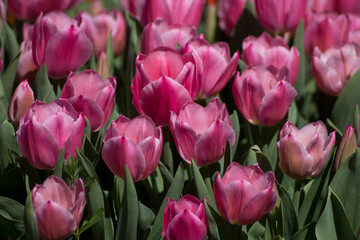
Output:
[
  {"xmin": 17, "ymin": 99, "xmax": 85, "ymax": 170},
  {"xmin": 102, "ymin": 115, "xmax": 163, "ymax": 182},
  {"xmin": 277, "ymin": 120, "xmax": 336, "ymax": 179},
  {"xmin": 311, "ymin": 43, "xmax": 360, "ymax": 96},
  {"xmin": 214, "ymin": 163, "xmax": 277, "ymax": 225},
  {"xmin": 232, "ymin": 66, "xmax": 297, "ymax": 126},
  {"xmin": 255, "ymin": 0, "xmax": 306, "ymax": 34},
  {"xmin": 8, "ymin": 80, "xmax": 35, "ymax": 127},
  {"xmin": 32, "ymin": 176, "xmax": 86, "ymax": 240},
  {"xmin": 218, "ymin": 0, "xmax": 247, "ymax": 36},
  {"xmin": 162, "ymin": 195, "xmax": 207, "ymax": 240},
  {"xmin": 242, "ymin": 32, "xmax": 299, "ymax": 86},
  {"xmin": 32, "ymin": 12, "xmax": 92, "ymax": 78},
  {"xmin": 334, "ymin": 125, "xmax": 357, "ymax": 171},
  {"xmin": 181, "ymin": 38, "xmax": 239, "ymax": 99},
  {"xmin": 170, "ymin": 98, "xmax": 235, "ymax": 167},
  {"xmin": 140, "ymin": 18, "xmax": 198, "ymax": 54},
  {"xmin": 61, "ymin": 70, "xmax": 117, "ymax": 132},
  {"xmin": 122, "ymin": 0, "xmax": 204, "ymax": 27}
]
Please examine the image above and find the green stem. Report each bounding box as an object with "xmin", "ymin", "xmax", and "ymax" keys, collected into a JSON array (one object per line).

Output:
[{"xmin": 203, "ymin": 166, "xmax": 215, "ymax": 201}]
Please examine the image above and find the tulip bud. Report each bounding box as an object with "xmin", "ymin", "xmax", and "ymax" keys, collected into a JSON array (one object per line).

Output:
[
  {"xmin": 96, "ymin": 51, "xmax": 110, "ymax": 79},
  {"xmin": 218, "ymin": 0, "xmax": 247, "ymax": 36},
  {"xmin": 8, "ymin": 80, "xmax": 35, "ymax": 127},
  {"xmin": 214, "ymin": 163, "xmax": 277, "ymax": 225},
  {"xmin": 277, "ymin": 120, "xmax": 336, "ymax": 179},
  {"xmin": 334, "ymin": 125, "xmax": 357, "ymax": 171},
  {"xmin": 162, "ymin": 195, "xmax": 207, "ymax": 240},
  {"xmin": 32, "ymin": 176, "xmax": 86, "ymax": 240}
]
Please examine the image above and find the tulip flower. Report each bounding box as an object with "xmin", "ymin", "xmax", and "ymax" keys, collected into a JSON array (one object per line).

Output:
[
  {"xmin": 78, "ymin": 9, "xmax": 126, "ymax": 57},
  {"xmin": 333, "ymin": 0, "xmax": 360, "ymax": 14},
  {"xmin": 218, "ymin": 0, "xmax": 247, "ymax": 36},
  {"xmin": 140, "ymin": 18, "xmax": 199, "ymax": 54},
  {"xmin": 162, "ymin": 195, "xmax": 207, "ymax": 240},
  {"xmin": 61, "ymin": 70, "xmax": 117, "ymax": 132},
  {"xmin": 32, "ymin": 12, "xmax": 92, "ymax": 78},
  {"xmin": 181, "ymin": 38, "xmax": 239, "ymax": 99},
  {"xmin": 254, "ymin": 0, "xmax": 306, "ymax": 34},
  {"xmin": 17, "ymin": 99, "xmax": 85, "ymax": 170},
  {"xmin": 232, "ymin": 65, "xmax": 297, "ymax": 126},
  {"xmin": 169, "ymin": 98, "xmax": 235, "ymax": 167},
  {"xmin": 97, "ymin": 51, "xmax": 110, "ymax": 79},
  {"xmin": 122, "ymin": 0, "xmax": 204, "ymax": 27},
  {"xmin": 102, "ymin": 115, "xmax": 163, "ymax": 182},
  {"xmin": 32, "ymin": 176, "xmax": 86, "ymax": 240},
  {"xmin": 214, "ymin": 163, "xmax": 277, "ymax": 225},
  {"xmin": 334, "ymin": 125, "xmax": 357, "ymax": 171},
  {"xmin": 8, "ymin": 0, "xmax": 82, "ymax": 21},
  {"xmin": 307, "ymin": 0, "xmax": 333, "ymax": 13},
  {"xmin": 8, "ymin": 80, "xmax": 35, "ymax": 127},
  {"xmin": 277, "ymin": 120, "xmax": 336, "ymax": 179},
  {"xmin": 311, "ymin": 43, "xmax": 360, "ymax": 96},
  {"xmin": 130, "ymin": 48, "xmax": 194, "ymax": 125}
]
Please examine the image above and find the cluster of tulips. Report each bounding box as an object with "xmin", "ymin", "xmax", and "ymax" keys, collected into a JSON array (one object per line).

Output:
[{"xmin": 1, "ymin": 0, "xmax": 360, "ymax": 239}]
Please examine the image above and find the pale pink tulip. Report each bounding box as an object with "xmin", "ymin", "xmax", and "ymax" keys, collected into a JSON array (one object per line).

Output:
[
  {"xmin": 18, "ymin": 23, "xmax": 38, "ymax": 82},
  {"xmin": 218, "ymin": 0, "xmax": 247, "ymax": 36}
]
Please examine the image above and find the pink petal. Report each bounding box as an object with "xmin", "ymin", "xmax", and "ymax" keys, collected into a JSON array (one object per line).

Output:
[
  {"xmin": 311, "ymin": 131, "xmax": 335, "ymax": 177},
  {"xmin": 172, "ymin": 120, "xmax": 198, "ymax": 164},
  {"xmin": 176, "ymin": 102, "xmax": 212, "ymax": 134},
  {"xmin": 63, "ymin": 114, "xmax": 85, "ymax": 161},
  {"xmin": 122, "ymin": 115, "xmax": 158, "ymax": 144},
  {"xmin": 137, "ymin": 134, "xmax": 163, "ymax": 179},
  {"xmin": 214, "ymin": 173, "xmax": 230, "ymax": 221}
]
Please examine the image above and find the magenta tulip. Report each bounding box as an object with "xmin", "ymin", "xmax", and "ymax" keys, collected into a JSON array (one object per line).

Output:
[
  {"xmin": 232, "ymin": 65, "xmax": 297, "ymax": 126},
  {"xmin": 181, "ymin": 38, "xmax": 239, "ymax": 99},
  {"xmin": 334, "ymin": 125, "xmax": 357, "ymax": 171},
  {"xmin": 214, "ymin": 163, "xmax": 277, "ymax": 225},
  {"xmin": 277, "ymin": 120, "xmax": 336, "ymax": 179},
  {"xmin": 307, "ymin": 0, "xmax": 333, "ymax": 13},
  {"xmin": 242, "ymin": 32, "xmax": 299, "ymax": 86},
  {"xmin": 32, "ymin": 12, "xmax": 92, "ymax": 78},
  {"xmin": 254, "ymin": 0, "xmax": 306, "ymax": 34},
  {"xmin": 333, "ymin": 0, "xmax": 360, "ymax": 14},
  {"xmin": 17, "ymin": 99, "xmax": 85, "ymax": 170},
  {"xmin": 102, "ymin": 115, "xmax": 163, "ymax": 182},
  {"xmin": 169, "ymin": 98, "xmax": 235, "ymax": 167},
  {"xmin": 162, "ymin": 195, "xmax": 207, "ymax": 240},
  {"xmin": 218, "ymin": 0, "xmax": 247, "ymax": 36},
  {"xmin": 32, "ymin": 176, "xmax": 86, "ymax": 240},
  {"xmin": 61, "ymin": 70, "xmax": 117, "ymax": 132}
]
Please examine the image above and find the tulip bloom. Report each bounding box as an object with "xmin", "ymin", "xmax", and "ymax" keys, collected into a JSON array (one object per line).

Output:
[
  {"xmin": 334, "ymin": 125, "xmax": 357, "ymax": 171},
  {"xmin": 242, "ymin": 32, "xmax": 299, "ymax": 86},
  {"xmin": 312, "ymin": 43, "xmax": 360, "ymax": 96},
  {"xmin": 8, "ymin": 80, "xmax": 35, "ymax": 127},
  {"xmin": 32, "ymin": 176, "xmax": 86, "ymax": 240},
  {"xmin": 232, "ymin": 66, "xmax": 297, "ymax": 126},
  {"xmin": 170, "ymin": 98, "xmax": 235, "ymax": 167},
  {"xmin": 102, "ymin": 115, "xmax": 163, "ymax": 182},
  {"xmin": 162, "ymin": 195, "xmax": 207, "ymax": 240},
  {"xmin": 218, "ymin": 0, "xmax": 247, "ymax": 36},
  {"xmin": 214, "ymin": 163, "xmax": 277, "ymax": 225},
  {"xmin": 181, "ymin": 38, "xmax": 239, "ymax": 99},
  {"xmin": 32, "ymin": 12, "xmax": 92, "ymax": 78},
  {"xmin": 140, "ymin": 18, "xmax": 199, "ymax": 54},
  {"xmin": 277, "ymin": 120, "xmax": 336, "ymax": 179},
  {"xmin": 17, "ymin": 99, "xmax": 85, "ymax": 170},
  {"xmin": 254, "ymin": 0, "xmax": 306, "ymax": 34},
  {"xmin": 79, "ymin": 9, "xmax": 126, "ymax": 57},
  {"xmin": 61, "ymin": 70, "xmax": 117, "ymax": 132}
]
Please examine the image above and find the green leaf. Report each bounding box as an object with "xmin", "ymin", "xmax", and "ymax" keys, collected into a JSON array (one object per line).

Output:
[
  {"xmin": 294, "ymin": 20, "xmax": 309, "ymax": 98},
  {"xmin": 265, "ymin": 219, "xmax": 271, "ymax": 240},
  {"xmin": 106, "ymin": 31, "xmax": 114, "ymax": 76},
  {"xmin": 278, "ymin": 185, "xmax": 299, "ymax": 239},
  {"xmin": 288, "ymin": 102, "xmax": 298, "ymax": 125},
  {"xmin": 33, "ymin": 65, "xmax": 56, "ymax": 103},
  {"xmin": 289, "ymin": 223, "xmax": 315, "ymax": 240},
  {"xmin": 53, "ymin": 149, "xmax": 65, "ymax": 178},
  {"xmin": 251, "ymin": 146, "xmax": 274, "ymax": 172},
  {"xmin": 0, "ymin": 121, "xmax": 17, "ymax": 173},
  {"xmin": 158, "ymin": 161, "xmax": 173, "ymax": 190},
  {"xmin": 238, "ymin": 58, "xmax": 247, "ymax": 73},
  {"xmin": 0, "ymin": 197, "xmax": 25, "ymax": 238},
  {"xmin": 138, "ymin": 203, "xmax": 156, "ymax": 239},
  {"xmin": 248, "ymin": 221, "xmax": 265, "ymax": 240},
  {"xmin": 230, "ymin": 111, "xmax": 240, "ymax": 162},
  {"xmin": 24, "ymin": 175, "xmax": 40, "ymax": 240},
  {"xmin": 113, "ymin": 176, "xmax": 124, "ymax": 215},
  {"xmin": 261, "ymin": 131, "xmax": 279, "ymax": 171},
  {"xmin": 89, "ymin": 48, "xmax": 96, "ymax": 70},
  {"xmin": 4, "ymin": 22, "xmax": 19, "ymax": 62},
  {"xmin": 0, "ymin": 80, "xmax": 9, "ymax": 113},
  {"xmin": 204, "ymin": 199, "xmax": 220, "ymax": 240},
  {"xmin": 79, "ymin": 208, "xmax": 105, "ymax": 234},
  {"xmin": 1, "ymin": 53, "xmax": 20, "ymax": 102}
]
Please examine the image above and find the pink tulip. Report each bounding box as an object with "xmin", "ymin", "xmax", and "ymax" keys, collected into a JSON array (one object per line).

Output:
[
  {"xmin": 169, "ymin": 98, "xmax": 235, "ymax": 167},
  {"xmin": 181, "ymin": 38, "xmax": 239, "ymax": 99},
  {"xmin": 254, "ymin": 0, "xmax": 306, "ymax": 34},
  {"xmin": 8, "ymin": 0, "xmax": 82, "ymax": 21},
  {"xmin": 242, "ymin": 32, "xmax": 299, "ymax": 86},
  {"xmin": 334, "ymin": 125, "xmax": 357, "ymax": 171},
  {"xmin": 130, "ymin": 48, "xmax": 194, "ymax": 125},
  {"xmin": 162, "ymin": 195, "xmax": 207, "ymax": 240},
  {"xmin": 333, "ymin": 0, "xmax": 360, "ymax": 14},
  {"xmin": 218, "ymin": 0, "xmax": 247, "ymax": 36},
  {"xmin": 140, "ymin": 18, "xmax": 198, "ymax": 54},
  {"xmin": 102, "ymin": 115, "xmax": 163, "ymax": 182},
  {"xmin": 122, "ymin": 0, "xmax": 204, "ymax": 27},
  {"xmin": 78, "ymin": 9, "xmax": 126, "ymax": 57},
  {"xmin": 32, "ymin": 176, "xmax": 86, "ymax": 240},
  {"xmin": 18, "ymin": 24, "xmax": 38, "ymax": 82},
  {"xmin": 61, "ymin": 70, "xmax": 117, "ymax": 132},
  {"xmin": 8, "ymin": 80, "xmax": 35, "ymax": 127},
  {"xmin": 277, "ymin": 120, "xmax": 336, "ymax": 179},
  {"xmin": 306, "ymin": 0, "xmax": 334, "ymax": 12},
  {"xmin": 214, "ymin": 163, "xmax": 277, "ymax": 225},
  {"xmin": 32, "ymin": 12, "xmax": 92, "ymax": 78},
  {"xmin": 347, "ymin": 14, "xmax": 360, "ymax": 45},
  {"xmin": 17, "ymin": 99, "xmax": 85, "ymax": 170},
  {"xmin": 311, "ymin": 43, "xmax": 360, "ymax": 96},
  {"xmin": 232, "ymin": 65, "xmax": 297, "ymax": 126}
]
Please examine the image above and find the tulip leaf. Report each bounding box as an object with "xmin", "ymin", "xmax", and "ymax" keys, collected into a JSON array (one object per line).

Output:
[
  {"xmin": 162, "ymin": 141, "xmax": 174, "ymax": 176},
  {"xmin": 53, "ymin": 149, "xmax": 65, "ymax": 178},
  {"xmin": 78, "ymin": 208, "xmax": 104, "ymax": 235},
  {"xmin": 265, "ymin": 219, "xmax": 271, "ymax": 240},
  {"xmin": 106, "ymin": 31, "xmax": 114, "ymax": 76},
  {"xmin": 238, "ymin": 59, "xmax": 247, "ymax": 73},
  {"xmin": 0, "ymin": 120, "xmax": 17, "ymax": 173},
  {"xmin": 0, "ymin": 80, "xmax": 9, "ymax": 112},
  {"xmin": 0, "ymin": 197, "xmax": 25, "ymax": 239},
  {"xmin": 330, "ymin": 148, "xmax": 360, "ymax": 235},
  {"xmin": 33, "ymin": 65, "xmax": 56, "ymax": 104},
  {"xmin": 90, "ymin": 48, "xmax": 96, "ymax": 71},
  {"xmin": 138, "ymin": 202, "xmax": 156, "ymax": 239},
  {"xmin": 248, "ymin": 221, "xmax": 265, "ymax": 240},
  {"xmin": 4, "ymin": 22, "xmax": 19, "ymax": 62},
  {"xmin": 353, "ymin": 105, "xmax": 359, "ymax": 141},
  {"xmin": 146, "ymin": 163, "xmax": 184, "ymax": 240},
  {"xmin": 24, "ymin": 175, "xmax": 40, "ymax": 240},
  {"xmin": 315, "ymin": 188, "xmax": 355, "ymax": 240},
  {"xmin": 1, "ymin": 53, "xmax": 20, "ymax": 102},
  {"xmin": 332, "ymin": 68, "xmax": 360, "ymax": 132},
  {"xmin": 113, "ymin": 176, "xmax": 124, "ymax": 215},
  {"xmin": 278, "ymin": 185, "xmax": 299, "ymax": 239},
  {"xmin": 289, "ymin": 223, "xmax": 315, "ymax": 240},
  {"xmin": 204, "ymin": 199, "xmax": 220, "ymax": 240},
  {"xmin": 158, "ymin": 161, "xmax": 173, "ymax": 190},
  {"xmin": 230, "ymin": 110, "xmax": 240, "ymax": 162},
  {"xmin": 261, "ymin": 130, "xmax": 279, "ymax": 171},
  {"xmin": 288, "ymin": 102, "xmax": 298, "ymax": 125}
]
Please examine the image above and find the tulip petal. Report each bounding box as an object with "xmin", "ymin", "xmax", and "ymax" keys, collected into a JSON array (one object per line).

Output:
[
  {"xmin": 63, "ymin": 114, "xmax": 85, "ymax": 161},
  {"xmin": 214, "ymin": 173, "xmax": 230, "ymax": 222},
  {"xmin": 176, "ymin": 102, "xmax": 212, "ymax": 134},
  {"xmin": 137, "ymin": 135, "xmax": 163, "ymax": 179},
  {"xmin": 311, "ymin": 131, "xmax": 336, "ymax": 177},
  {"xmin": 173, "ymin": 120, "xmax": 197, "ymax": 164},
  {"xmin": 122, "ymin": 115, "xmax": 158, "ymax": 144}
]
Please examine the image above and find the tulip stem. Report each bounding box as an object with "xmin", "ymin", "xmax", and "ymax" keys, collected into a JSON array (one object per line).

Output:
[
  {"xmin": 202, "ymin": 166, "xmax": 215, "ymax": 201},
  {"xmin": 293, "ymin": 179, "xmax": 303, "ymax": 213}
]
